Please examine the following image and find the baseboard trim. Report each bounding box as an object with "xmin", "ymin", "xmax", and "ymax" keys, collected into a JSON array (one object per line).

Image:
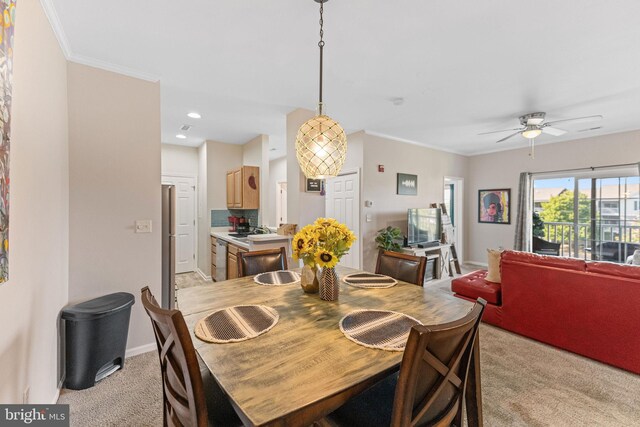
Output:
[
  {"xmin": 466, "ymin": 261, "xmax": 488, "ymax": 268},
  {"xmin": 51, "ymin": 388, "xmax": 60, "ymax": 404},
  {"xmin": 196, "ymin": 268, "xmax": 211, "ymax": 281},
  {"xmin": 125, "ymin": 343, "xmax": 156, "ymax": 358}
]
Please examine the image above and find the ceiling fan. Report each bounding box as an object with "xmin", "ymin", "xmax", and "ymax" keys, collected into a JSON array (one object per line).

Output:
[{"xmin": 478, "ymin": 112, "xmax": 603, "ymax": 143}]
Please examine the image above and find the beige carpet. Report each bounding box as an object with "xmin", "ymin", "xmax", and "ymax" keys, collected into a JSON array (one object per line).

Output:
[{"xmin": 58, "ymin": 271, "xmax": 640, "ymax": 426}]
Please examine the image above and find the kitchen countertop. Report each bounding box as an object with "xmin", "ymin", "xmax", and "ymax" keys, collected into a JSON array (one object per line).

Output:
[{"xmin": 210, "ymin": 228, "xmax": 292, "ymax": 250}]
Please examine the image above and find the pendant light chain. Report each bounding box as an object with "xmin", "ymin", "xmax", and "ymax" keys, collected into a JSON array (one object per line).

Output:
[
  {"xmin": 318, "ymin": 1, "xmax": 325, "ymax": 115},
  {"xmin": 295, "ymin": 0, "xmax": 347, "ymax": 179}
]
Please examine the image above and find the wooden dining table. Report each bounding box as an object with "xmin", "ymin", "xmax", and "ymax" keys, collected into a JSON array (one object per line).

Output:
[{"xmin": 177, "ymin": 266, "xmax": 482, "ymax": 427}]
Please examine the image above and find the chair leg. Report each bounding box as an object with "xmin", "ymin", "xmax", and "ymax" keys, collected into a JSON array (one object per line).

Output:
[{"xmin": 464, "ymin": 337, "xmax": 483, "ymax": 427}]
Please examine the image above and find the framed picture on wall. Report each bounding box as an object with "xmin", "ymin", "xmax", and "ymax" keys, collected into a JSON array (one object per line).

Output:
[
  {"xmin": 306, "ymin": 178, "xmax": 322, "ymax": 193},
  {"xmin": 397, "ymin": 173, "xmax": 418, "ymax": 195},
  {"xmin": 478, "ymin": 189, "xmax": 511, "ymax": 224}
]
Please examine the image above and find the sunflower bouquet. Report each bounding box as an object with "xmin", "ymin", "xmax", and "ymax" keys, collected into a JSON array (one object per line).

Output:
[{"xmin": 292, "ymin": 217, "xmax": 357, "ymax": 269}]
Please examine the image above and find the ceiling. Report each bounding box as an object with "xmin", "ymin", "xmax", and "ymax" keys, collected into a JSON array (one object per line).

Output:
[{"xmin": 46, "ymin": 0, "xmax": 640, "ymax": 158}]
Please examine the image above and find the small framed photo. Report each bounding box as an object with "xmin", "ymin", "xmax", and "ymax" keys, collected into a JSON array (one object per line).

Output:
[
  {"xmin": 478, "ymin": 189, "xmax": 511, "ymax": 224},
  {"xmin": 306, "ymin": 178, "xmax": 322, "ymax": 193},
  {"xmin": 397, "ymin": 173, "xmax": 417, "ymax": 195}
]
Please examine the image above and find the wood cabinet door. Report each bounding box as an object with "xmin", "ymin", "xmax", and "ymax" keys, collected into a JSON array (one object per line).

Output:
[
  {"xmin": 227, "ymin": 252, "xmax": 238, "ymax": 279},
  {"xmin": 226, "ymin": 172, "xmax": 234, "ymax": 208},
  {"xmin": 241, "ymin": 166, "xmax": 260, "ymax": 209},
  {"xmin": 233, "ymin": 169, "xmax": 242, "ymax": 208}
]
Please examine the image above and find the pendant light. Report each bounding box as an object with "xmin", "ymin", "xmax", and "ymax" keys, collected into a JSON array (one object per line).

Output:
[{"xmin": 295, "ymin": 0, "xmax": 347, "ymax": 179}]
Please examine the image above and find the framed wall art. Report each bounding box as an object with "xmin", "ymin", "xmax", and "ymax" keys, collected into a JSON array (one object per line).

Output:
[
  {"xmin": 478, "ymin": 189, "xmax": 511, "ymax": 224},
  {"xmin": 0, "ymin": 0, "xmax": 16, "ymax": 283},
  {"xmin": 397, "ymin": 173, "xmax": 417, "ymax": 196},
  {"xmin": 306, "ymin": 178, "xmax": 323, "ymax": 193}
]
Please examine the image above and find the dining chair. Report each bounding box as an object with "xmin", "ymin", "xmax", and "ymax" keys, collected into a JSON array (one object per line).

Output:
[
  {"xmin": 323, "ymin": 298, "xmax": 487, "ymax": 427},
  {"xmin": 237, "ymin": 247, "xmax": 288, "ymax": 277},
  {"xmin": 140, "ymin": 287, "xmax": 242, "ymax": 427},
  {"xmin": 375, "ymin": 249, "xmax": 427, "ymax": 286}
]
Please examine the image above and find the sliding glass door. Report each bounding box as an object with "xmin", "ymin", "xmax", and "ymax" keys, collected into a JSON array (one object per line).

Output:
[{"xmin": 533, "ymin": 173, "xmax": 639, "ymax": 263}]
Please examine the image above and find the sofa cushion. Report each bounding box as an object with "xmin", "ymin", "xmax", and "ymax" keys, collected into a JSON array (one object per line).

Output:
[
  {"xmin": 501, "ymin": 250, "xmax": 586, "ymax": 271},
  {"xmin": 451, "ymin": 270, "xmax": 501, "ymax": 305},
  {"xmin": 586, "ymin": 262, "xmax": 640, "ymax": 280},
  {"xmin": 486, "ymin": 249, "xmax": 502, "ymax": 283}
]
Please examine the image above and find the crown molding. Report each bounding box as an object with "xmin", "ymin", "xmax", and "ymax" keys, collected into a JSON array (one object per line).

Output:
[
  {"xmin": 39, "ymin": 0, "xmax": 160, "ymax": 83},
  {"xmin": 364, "ymin": 130, "xmax": 468, "ymax": 157},
  {"xmin": 67, "ymin": 53, "xmax": 160, "ymax": 83},
  {"xmin": 40, "ymin": 0, "xmax": 71, "ymax": 58}
]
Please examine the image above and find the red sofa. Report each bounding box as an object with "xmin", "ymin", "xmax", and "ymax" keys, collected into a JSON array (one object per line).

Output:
[{"xmin": 452, "ymin": 250, "xmax": 640, "ymax": 375}]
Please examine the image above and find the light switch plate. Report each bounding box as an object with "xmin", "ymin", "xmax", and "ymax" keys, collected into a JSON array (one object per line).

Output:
[
  {"xmin": 135, "ymin": 220, "xmax": 152, "ymax": 233},
  {"xmin": 366, "ymin": 214, "xmax": 372, "ymax": 222}
]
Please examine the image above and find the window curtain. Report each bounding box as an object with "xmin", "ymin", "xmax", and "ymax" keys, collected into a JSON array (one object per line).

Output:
[{"xmin": 514, "ymin": 172, "xmax": 532, "ymax": 251}]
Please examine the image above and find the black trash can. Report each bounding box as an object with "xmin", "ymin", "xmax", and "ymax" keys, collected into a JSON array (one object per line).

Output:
[{"xmin": 61, "ymin": 292, "xmax": 135, "ymax": 390}]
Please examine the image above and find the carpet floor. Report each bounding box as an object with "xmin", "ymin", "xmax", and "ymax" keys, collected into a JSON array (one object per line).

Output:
[{"xmin": 58, "ymin": 272, "xmax": 640, "ymax": 426}]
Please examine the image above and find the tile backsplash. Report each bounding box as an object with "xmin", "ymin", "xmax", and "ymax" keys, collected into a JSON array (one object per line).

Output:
[{"xmin": 211, "ymin": 209, "xmax": 259, "ymax": 227}]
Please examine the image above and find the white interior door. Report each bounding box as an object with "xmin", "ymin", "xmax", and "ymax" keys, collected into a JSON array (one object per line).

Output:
[
  {"xmin": 276, "ymin": 182, "xmax": 288, "ymax": 225},
  {"xmin": 325, "ymin": 171, "xmax": 360, "ymax": 269},
  {"xmin": 162, "ymin": 175, "xmax": 196, "ymax": 273}
]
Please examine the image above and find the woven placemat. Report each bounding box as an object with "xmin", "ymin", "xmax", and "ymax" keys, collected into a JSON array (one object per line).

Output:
[
  {"xmin": 194, "ymin": 305, "xmax": 279, "ymax": 343},
  {"xmin": 343, "ymin": 272, "xmax": 398, "ymax": 288},
  {"xmin": 254, "ymin": 270, "xmax": 300, "ymax": 286},
  {"xmin": 339, "ymin": 309, "xmax": 422, "ymax": 351}
]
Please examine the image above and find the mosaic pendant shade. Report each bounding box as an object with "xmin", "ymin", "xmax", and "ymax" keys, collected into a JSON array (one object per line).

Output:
[{"xmin": 296, "ymin": 114, "xmax": 347, "ymax": 179}]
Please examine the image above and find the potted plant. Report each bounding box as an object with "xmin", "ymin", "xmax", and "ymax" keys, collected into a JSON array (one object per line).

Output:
[{"xmin": 375, "ymin": 226, "xmax": 403, "ymax": 252}]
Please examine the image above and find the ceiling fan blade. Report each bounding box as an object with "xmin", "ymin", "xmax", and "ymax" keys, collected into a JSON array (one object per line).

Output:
[
  {"xmin": 496, "ymin": 132, "xmax": 522, "ymax": 143},
  {"xmin": 541, "ymin": 126, "xmax": 567, "ymax": 136},
  {"xmin": 478, "ymin": 127, "xmax": 524, "ymax": 136},
  {"xmin": 544, "ymin": 115, "xmax": 603, "ymax": 127}
]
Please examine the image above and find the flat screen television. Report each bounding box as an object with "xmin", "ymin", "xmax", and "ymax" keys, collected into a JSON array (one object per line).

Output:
[{"xmin": 407, "ymin": 208, "xmax": 441, "ymax": 247}]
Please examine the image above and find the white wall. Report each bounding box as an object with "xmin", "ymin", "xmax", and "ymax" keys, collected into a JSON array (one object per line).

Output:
[
  {"xmin": 206, "ymin": 140, "xmax": 242, "ymax": 211},
  {"xmin": 361, "ymin": 133, "xmax": 469, "ymax": 272},
  {"xmin": 242, "ymin": 135, "xmax": 269, "ymax": 225},
  {"xmin": 68, "ymin": 62, "xmax": 162, "ymax": 353},
  {"xmin": 466, "ymin": 130, "xmax": 640, "ymax": 263},
  {"xmin": 0, "ymin": 0, "xmax": 69, "ymax": 403},
  {"xmin": 161, "ymin": 144, "xmax": 199, "ymax": 176},
  {"xmin": 268, "ymin": 156, "xmax": 287, "ymax": 227}
]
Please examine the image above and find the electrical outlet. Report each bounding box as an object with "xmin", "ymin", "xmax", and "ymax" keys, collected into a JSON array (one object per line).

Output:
[
  {"xmin": 23, "ymin": 386, "xmax": 29, "ymax": 404},
  {"xmin": 135, "ymin": 220, "xmax": 152, "ymax": 233}
]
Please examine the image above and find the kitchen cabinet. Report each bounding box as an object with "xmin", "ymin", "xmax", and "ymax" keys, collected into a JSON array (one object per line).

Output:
[
  {"xmin": 226, "ymin": 166, "xmax": 259, "ymax": 209},
  {"xmin": 227, "ymin": 242, "xmax": 247, "ymax": 279},
  {"xmin": 211, "ymin": 236, "xmax": 217, "ymax": 281}
]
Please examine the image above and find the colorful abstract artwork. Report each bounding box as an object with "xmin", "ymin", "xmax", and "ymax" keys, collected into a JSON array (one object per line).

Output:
[{"xmin": 0, "ymin": 0, "xmax": 16, "ymax": 283}]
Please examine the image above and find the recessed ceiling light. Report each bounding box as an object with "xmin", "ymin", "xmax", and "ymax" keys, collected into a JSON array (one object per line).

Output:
[
  {"xmin": 187, "ymin": 112, "xmax": 201, "ymax": 119},
  {"xmin": 176, "ymin": 134, "xmax": 187, "ymax": 139}
]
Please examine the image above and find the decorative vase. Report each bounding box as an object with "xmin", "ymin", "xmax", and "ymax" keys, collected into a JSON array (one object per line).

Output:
[
  {"xmin": 320, "ymin": 267, "xmax": 339, "ymax": 301},
  {"xmin": 300, "ymin": 264, "xmax": 320, "ymax": 294}
]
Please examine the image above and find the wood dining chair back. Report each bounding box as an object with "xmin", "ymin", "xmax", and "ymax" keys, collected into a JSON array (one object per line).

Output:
[
  {"xmin": 237, "ymin": 247, "xmax": 288, "ymax": 277},
  {"xmin": 141, "ymin": 286, "xmax": 208, "ymax": 427},
  {"xmin": 391, "ymin": 298, "xmax": 487, "ymax": 426},
  {"xmin": 324, "ymin": 298, "xmax": 486, "ymax": 427},
  {"xmin": 375, "ymin": 249, "xmax": 427, "ymax": 286}
]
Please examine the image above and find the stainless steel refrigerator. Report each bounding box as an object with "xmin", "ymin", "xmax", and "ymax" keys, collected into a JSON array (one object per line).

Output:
[{"xmin": 161, "ymin": 184, "xmax": 176, "ymax": 309}]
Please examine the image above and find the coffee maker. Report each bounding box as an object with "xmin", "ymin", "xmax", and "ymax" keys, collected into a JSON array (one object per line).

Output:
[
  {"xmin": 237, "ymin": 217, "xmax": 250, "ymax": 233},
  {"xmin": 228, "ymin": 215, "xmax": 239, "ymax": 232}
]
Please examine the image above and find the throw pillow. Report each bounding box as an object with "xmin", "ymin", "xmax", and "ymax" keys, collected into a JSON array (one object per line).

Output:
[
  {"xmin": 633, "ymin": 250, "xmax": 640, "ymax": 266},
  {"xmin": 486, "ymin": 248, "xmax": 503, "ymax": 283}
]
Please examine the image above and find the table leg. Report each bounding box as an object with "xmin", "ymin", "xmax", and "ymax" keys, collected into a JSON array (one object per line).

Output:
[{"xmin": 465, "ymin": 335, "xmax": 483, "ymax": 427}]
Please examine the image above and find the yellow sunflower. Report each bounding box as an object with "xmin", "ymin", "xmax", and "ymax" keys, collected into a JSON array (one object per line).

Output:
[{"xmin": 315, "ymin": 250, "xmax": 338, "ymax": 268}]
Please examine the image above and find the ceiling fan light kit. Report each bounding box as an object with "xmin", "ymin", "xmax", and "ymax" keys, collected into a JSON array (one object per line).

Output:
[
  {"xmin": 522, "ymin": 126, "xmax": 542, "ymax": 139},
  {"xmin": 295, "ymin": 0, "xmax": 347, "ymax": 179},
  {"xmin": 479, "ymin": 111, "xmax": 603, "ymax": 158}
]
